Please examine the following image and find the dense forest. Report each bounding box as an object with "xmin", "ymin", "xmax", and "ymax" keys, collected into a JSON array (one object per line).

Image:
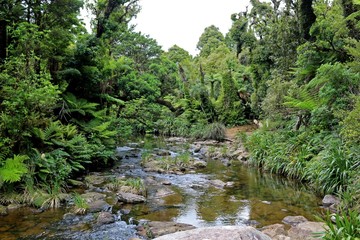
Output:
[{"xmin": 0, "ymin": 0, "xmax": 359, "ymax": 237}]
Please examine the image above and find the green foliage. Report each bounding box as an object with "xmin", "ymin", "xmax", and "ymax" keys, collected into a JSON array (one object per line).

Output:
[
  {"xmin": 73, "ymin": 193, "xmax": 89, "ymax": 215},
  {"xmin": 203, "ymin": 122, "xmax": 226, "ymax": 141},
  {"xmin": 340, "ymin": 96, "xmax": 360, "ymax": 145},
  {"xmin": 217, "ymin": 71, "xmax": 245, "ymax": 126},
  {"xmin": 0, "ymin": 155, "xmax": 28, "ymax": 184},
  {"xmin": 322, "ymin": 210, "xmax": 360, "ymax": 240},
  {"xmin": 306, "ymin": 137, "xmax": 358, "ymax": 194}
]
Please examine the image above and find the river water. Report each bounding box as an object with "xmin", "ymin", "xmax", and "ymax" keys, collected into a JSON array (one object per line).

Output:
[{"xmin": 0, "ymin": 136, "xmax": 323, "ymax": 239}]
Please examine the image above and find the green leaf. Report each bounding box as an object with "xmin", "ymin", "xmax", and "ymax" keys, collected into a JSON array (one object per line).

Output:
[{"xmin": 0, "ymin": 155, "xmax": 28, "ymax": 183}]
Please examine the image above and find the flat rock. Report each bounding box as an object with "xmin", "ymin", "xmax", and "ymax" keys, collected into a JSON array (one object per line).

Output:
[
  {"xmin": 282, "ymin": 215, "xmax": 308, "ymax": 226},
  {"xmin": 288, "ymin": 221, "xmax": 326, "ymax": 239},
  {"xmin": 153, "ymin": 226, "xmax": 271, "ymax": 240},
  {"xmin": 88, "ymin": 200, "xmax": 112, "ymax": 213},
  {"xmin": 148, "ymin": 221, "xmax": 196, "ymax": 238},
  {"xmin": 117, "ymin": 192, "xmax": 146, "ymax": 203},
  {"xmin": 81, "ymin": 192, "xmax": 106, "ymax": 203},
  {"xmin": 85, "ymin": 174, "xmax": 108, "ymax": 186}
]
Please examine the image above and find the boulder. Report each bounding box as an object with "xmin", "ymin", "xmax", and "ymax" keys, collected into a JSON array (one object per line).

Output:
[
  {"xmin": 282, "ymin": 215, "xmax": 308, "ymax": 226},
  {"xmin": 0, "ymin": 205, "xmax": 8, "ymax": 216},
  {"xmin": 322, "ymin": 195, "xmax": 340, "ymax": 207},
  {"xmin": 88, "ymin": 200, "xmax": 112, "ymax": 213},
  {"xmin": 117, "ymin": 192, "xmax": 146, "ymax": 203},
  {"xmin": 153, "ymin": 226, "xmax": 271, "ymax": 240},
  {"xmin": 261, "ymin": 224, "xmax": 287, "ymax": 238},
  {"xmin": 288, "ymin": 221, "xmax": 326, "ymax": 239},
  {"xmin": 96, "ymin": 211, "xmax": 115, "ymax": 225},
  {"xmin": 147, "ymin": 221, "xmax": 196, "ymax": 238}
]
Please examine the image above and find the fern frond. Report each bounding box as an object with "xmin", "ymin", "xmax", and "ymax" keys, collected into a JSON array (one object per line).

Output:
[
  {"xmin": 63, "ymin": 93, "xmax": 99, "ymax": 117},
  {"xmin": 100, "ymin": 94, "xmax": 125, "ymax": 105},
  {"xmin": 284, "ymin": 88, "xmax": 322, "ymax": 111},
  {"xmin": 0, "ymin": 155, "xmax": 28, "ymax": 183}
]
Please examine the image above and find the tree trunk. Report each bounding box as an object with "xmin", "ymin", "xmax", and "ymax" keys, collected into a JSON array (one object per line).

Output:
[{"xmin": 300, "ymin": 0, "xmax": 316, "ymax": 41}]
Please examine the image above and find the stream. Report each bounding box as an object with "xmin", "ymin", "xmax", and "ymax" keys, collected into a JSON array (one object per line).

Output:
[{"xmin": 0, "ymin": 136, "xmax": 323, "ymax": 239}]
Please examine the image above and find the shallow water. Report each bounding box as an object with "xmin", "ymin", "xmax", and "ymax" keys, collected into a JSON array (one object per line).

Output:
[
  {"xmin": 129, "ymin": 159, "xmax": 322, "ymax": 228},
  {"xmin": 0, "ymin": 136, "xmax": 323, "ymax": 239}
]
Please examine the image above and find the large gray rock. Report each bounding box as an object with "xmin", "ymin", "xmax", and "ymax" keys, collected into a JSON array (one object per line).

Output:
[
  {"xmin": 322, "ymin": 195, "xmax": 340, "ymax": 207},
  {"xmin": 153, "ymin": 226, "xmax": 272, "ymax": 240},
  {"xmin": 117, "ymin": 192, "xmax": 146, "ymax": 203},
  {"xmin": 288, "ymin": 221, "xmax": 326, "ymax": 240}
]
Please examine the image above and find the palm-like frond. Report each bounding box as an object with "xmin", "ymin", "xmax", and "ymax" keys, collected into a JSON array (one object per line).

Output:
[
  {"xmin": 284, "ymin": 88, "xmax": 323, "ymax": 111},
  {"xmin": 61, "ymin": 93, "xmax": 99, "ymax": 118}
]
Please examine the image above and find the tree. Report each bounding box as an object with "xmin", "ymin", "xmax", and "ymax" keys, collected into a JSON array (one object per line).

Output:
[{"xmin": 197, "ymin": 25, "xmax": 225, "ymax": 57}]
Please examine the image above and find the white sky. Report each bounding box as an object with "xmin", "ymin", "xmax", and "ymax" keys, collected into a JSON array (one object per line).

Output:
[{"xmin": 132, "ymin": 0, "xmax": 250, "ymax": 56}]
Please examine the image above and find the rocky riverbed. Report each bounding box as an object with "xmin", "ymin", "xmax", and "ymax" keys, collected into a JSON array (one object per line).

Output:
[{"xmin": 0, "ymin": 135, "xmax": 335, "ymax": 239}]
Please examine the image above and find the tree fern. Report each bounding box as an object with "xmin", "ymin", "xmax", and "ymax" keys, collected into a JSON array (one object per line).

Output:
[
  {"xmin": 60, "ymin": 93, "xmax": 99, "ymax": 118},
  {"xmin": 0, "ymin": 155, "xmax": 28, "ymax": 183}
]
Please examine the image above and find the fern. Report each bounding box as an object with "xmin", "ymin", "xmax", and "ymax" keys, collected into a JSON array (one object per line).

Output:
[
  {"xmin": 284, "ymin": 88, "xmax": 323, "ymax": 111},
  {"xmin": 61, "ymin": 93, "xmax": 99, "ymax": 118},
  {"xmin": 0, "ymin": 155, "xmax": 28, "ymax": 183}
]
